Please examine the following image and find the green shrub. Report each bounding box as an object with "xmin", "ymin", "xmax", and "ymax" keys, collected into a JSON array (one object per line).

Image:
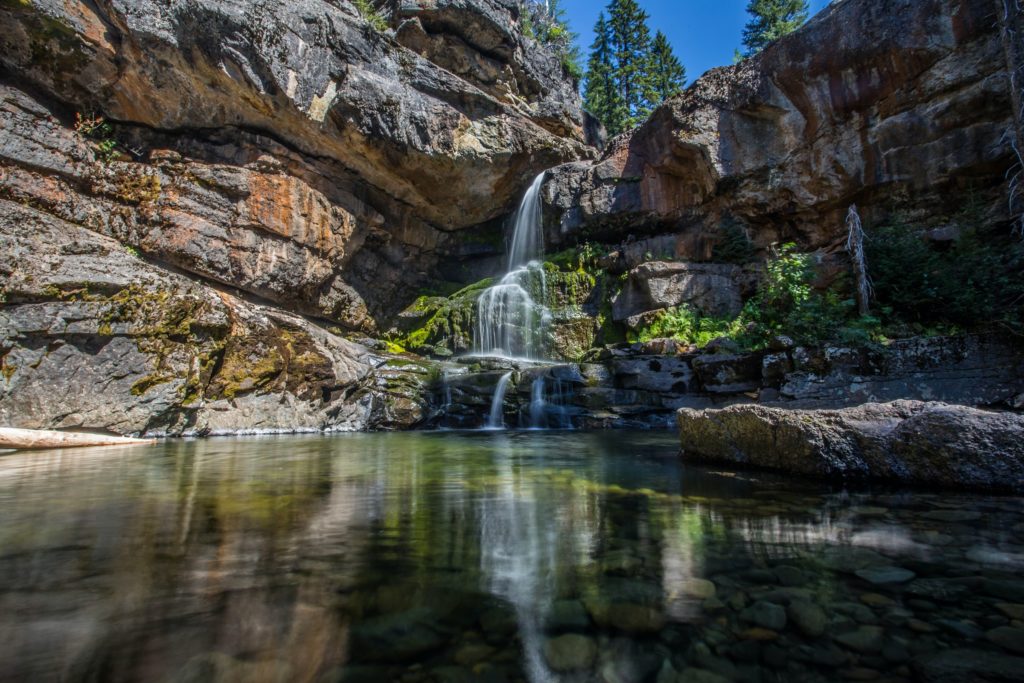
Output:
[
  {"xmin": 628, "ymin": 306, "xmax": 738, "ymax": 347},
  {"xmin": 867, "ymin": 218, "xmax": 1024, "ymax": 335},
  {"xmin": 713, "ymin": 222, "xmax": 755, "ymax": 264},
  {"xmin": 352, "ymin": 0, "xmax": 387, "ymax": 31}
]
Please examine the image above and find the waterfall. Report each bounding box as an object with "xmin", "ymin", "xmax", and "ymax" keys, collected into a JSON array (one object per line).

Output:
[
  {"xmin": 475, "ymin": 173, "xmax": 552, "ymax": 359},
  {"xmin": 507, "ymin": 173, "xmax": 546, "ymax": 269},
  {"xmin": 486, "ymin": 372, "xmax": 513, "ymax": 429},
  {"xmin": 528, "ymin": 375, "xmax": 573, "ymax": 430}
]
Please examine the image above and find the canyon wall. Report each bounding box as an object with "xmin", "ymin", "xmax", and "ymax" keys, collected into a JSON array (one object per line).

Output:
[
  {"xmin": 0, "ymin": 0, "xmax": 590, "ymax": 434},
  {"xmin": 543, "ymin": 0, "xmax": 1018, "ymax": 261}
]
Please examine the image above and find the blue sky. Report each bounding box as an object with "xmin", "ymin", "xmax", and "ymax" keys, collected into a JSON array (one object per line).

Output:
[{"xmin": 560, "ymin": 0, "xmax": 833, "ymax": 85}]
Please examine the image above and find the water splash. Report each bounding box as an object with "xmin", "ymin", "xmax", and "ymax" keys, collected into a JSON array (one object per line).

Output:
[
  {"xmin": 486, "ymin": 372, "xmax": 513, "ymax": 429},
  {"xmin": 528, "ymin": 375, "xmax": 573, "ymax": 429},
  {"xmin": 475, "ymin": 173, "xmax": 552, "ymax": 359}
]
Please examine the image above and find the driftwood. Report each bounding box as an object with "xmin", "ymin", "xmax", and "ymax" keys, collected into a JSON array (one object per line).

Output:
[{"xmin": 0, "ymin": 427, "xmax": 156, "ymax": 450}]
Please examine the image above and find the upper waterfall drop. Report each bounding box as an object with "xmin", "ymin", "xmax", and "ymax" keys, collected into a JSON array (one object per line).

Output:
[
  {"xmin": 474, "ymin": 172, "xmax": 552, "ymax": 360},
  {"xmin": 506, "ymin": 173, "xmax": 546, "ymax": 270}
]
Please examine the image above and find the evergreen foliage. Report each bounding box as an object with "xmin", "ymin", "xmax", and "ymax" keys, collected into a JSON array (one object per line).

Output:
[
  {"xmin": 650, "ymin": 31, "xmax": 686, "ymax": 102},
  {"xmin": 741, "ymin": 0, "xmax": 809, "ymax": 56},
  {"xmin": 583, "ymin": 0, "xmax": 687, "ymax": 136}
]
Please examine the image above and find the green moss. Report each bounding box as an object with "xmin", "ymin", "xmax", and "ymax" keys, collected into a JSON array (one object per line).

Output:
[
  {"xmin": 396, "ymin": 277, "xmax": 494, "ymax": 355},
  {"xmin": 130, "ymin": 374, "xmax": 172, "ymax": 396},
  {"xmin": 114, "ymin": 172, "xmax": 161, "ymax": 205}
]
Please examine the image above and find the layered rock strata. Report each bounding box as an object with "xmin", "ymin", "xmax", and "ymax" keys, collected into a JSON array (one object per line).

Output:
[{"xmin": 543, "ymin": 0, "xmax": 1018, "ymax": 259}]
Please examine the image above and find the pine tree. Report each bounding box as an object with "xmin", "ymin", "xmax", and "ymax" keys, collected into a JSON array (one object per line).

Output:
[
  {"xmin": 608, "ymin": 0, "xmax": 654, "ymax": 129},
  {"xmin": 649, "ymin": 31, "xmax": 686, "ymax": 103},
  {"xmin": 583, "ymin": 0, "xmax": 687, "ymax": 136},
  {"xmin": 583, "ymin": 13, "xmax": 626, "ymax": 135},
  {"xmin": 741, "ymin": 0, "xmax": 809, "ymax": 55}
]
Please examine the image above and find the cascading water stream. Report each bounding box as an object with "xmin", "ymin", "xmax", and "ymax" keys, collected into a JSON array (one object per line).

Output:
[
  {"xmin": 486, "ymin": 372, "xmax": 513, "ymax": 429},
  {"xmin": 475, "ymin": 173, "xmax": 552, "ymax": 360}
]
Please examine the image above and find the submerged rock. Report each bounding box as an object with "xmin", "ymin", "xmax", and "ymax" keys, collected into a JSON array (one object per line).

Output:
[{"xmin": 677, "ymin": 401, "xmax": 1024, "ymax": 491}]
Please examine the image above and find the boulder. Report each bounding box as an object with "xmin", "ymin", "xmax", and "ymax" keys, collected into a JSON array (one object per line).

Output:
[
  {"xmin": 612, "ymin": 262, "xmax": 745, "ymax": 322},
  {"xmin": 677, "ymin": 400, "xmax": 1024, "ymax": 491}
]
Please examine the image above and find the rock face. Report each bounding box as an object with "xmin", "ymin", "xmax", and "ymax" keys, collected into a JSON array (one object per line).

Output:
[
  {"xmin": 0, "ymin": 200, "xmax": 385, "ymax": 435},
  {"xmin": 677, "ymin": 401, "xmax": 1024, "ymax": 492},
  {"xmin": 611, "ymin": 262, "xmax": 750, "ymax": 324},
  {"xmin": 0, "ymin": 0, "xmax": 591, "ymax": 331},
  {"xmin": 542, "ymin": 0, "xmax": 1017, "ymax": 255},
  {"xmin": 0, "ymin": 0, "xmax": 590, "ymax": 434}
]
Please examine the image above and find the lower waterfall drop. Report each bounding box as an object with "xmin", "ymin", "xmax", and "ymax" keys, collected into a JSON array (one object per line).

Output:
[
  {"xmin": 486, "ymin": 372, "xmax": 513, "ymax": 429},
  {"xmin": 475, "ymin": 173, "xmax": 552, "ymax": 360}
]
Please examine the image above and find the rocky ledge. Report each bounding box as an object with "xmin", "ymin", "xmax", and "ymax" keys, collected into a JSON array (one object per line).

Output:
[{"xmin": 678, "ymin": 401, "xmax": 1024, "ymax": 492}]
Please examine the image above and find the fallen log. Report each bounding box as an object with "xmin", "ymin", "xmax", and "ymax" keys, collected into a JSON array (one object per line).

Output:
[{"xmin": 0, "ymin": 427, "xmax": 156, "ymax": 450}]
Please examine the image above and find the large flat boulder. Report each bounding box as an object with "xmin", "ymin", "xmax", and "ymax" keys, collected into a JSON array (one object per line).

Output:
[{"xmin": 677, "ymin": 400, "xmax": 1024, "ymax": 491}]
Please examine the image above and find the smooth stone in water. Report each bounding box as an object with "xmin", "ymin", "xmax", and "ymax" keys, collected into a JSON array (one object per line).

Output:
[
  {"xmin": 987, "ymin": 626, "xmax": 1024, "ymax": 655},
  {"xmin": 543, "ymin": 634, "xmax": 597, "ymax": 672},
  {"xmin": 922, "ymin": 510, "xmax": 982, "ymax": 523},
  {"xmin": 854, "ymin": 566, "xmax": 915, "ymax": 585},
  {"xmin": 544, "ymin": 600, "xmax": 590, "ymax": 632},
  {"xmin": 787, "ymin": 600, "xmax": 827, "ymax": 638},
  {"xmin": 606, "ymin": 603, "xmax": 667, "ymax": 634},
  {"xmin": 835, "ymin": 626, "xmax": 885, "ymax": 653},
  {"xmin": 680, "ymin": 578, "xmax": 717, "ymax": 599},
  {"xmin": 740, "ymin": 601, "xmax": 787, "ymax": 630},
  {"xmin": 913, "ymin": 648, "xmax": 1024, "ymax": 682},
  {"xmin": 774, "ymin": 565, "xmax": 806, "ymax": 587},
  {"xmin": 996, "ymin": 603, "xmax": 1024, "ymax": 620},
  {"xmin": 676, "ymin": 668, "xmax": 732, "ymax": 683}
]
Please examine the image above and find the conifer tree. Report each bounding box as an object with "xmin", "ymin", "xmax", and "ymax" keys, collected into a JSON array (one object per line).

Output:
[
  {"xmin": 608, "ymin": 0, "xmax": 654, "ymax": 128},
  {"xmin": 649, "ymin": 31, "xmax": 686, "ymax": 103},
  {"xmin": 741, "ymin": 0, "xmax": 809, "ymax": 55},
  {"xmin": 583, "ymin": 13, "xmax": 626, "ymax": 135},
  {"xmin": 583, "ymin": 0, "xmax": 686, "ymax": 136}
]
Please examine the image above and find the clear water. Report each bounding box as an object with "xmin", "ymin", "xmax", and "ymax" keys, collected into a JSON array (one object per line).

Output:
[{"xmin": 1, "ymin": 432, "xmax": 1023, "ymax": 683}]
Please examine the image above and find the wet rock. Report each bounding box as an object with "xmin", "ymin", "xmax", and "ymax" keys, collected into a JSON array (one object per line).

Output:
[
  {"xmin": 835, "ymin": 626, "xmax": 885, "ymax": 654},
  {"xmin": 351, "ymin": 608, "xmax": 448, "ymax": 662},
  {"xmin": 543, "ymin": 634, "xmax": 597, "ymax": 672},
  {"xmin": 691, "ymin": 353, "xmax": 763, "ymax": 394},
  {"xmin": 854, "ymin": 567, "xmax": 916, "ymax": 586},
  {"xmin": 912, "ymin": 648, "xmax": 1024, "ymax": 682},
  {"xmin": 740, "ymin": 601, "xmax": 787, "ymax": 630},
  {"xmin": 680, "ymin": 578, "xmax": 717, "ymax": 600},
  {"xmin": 544, "ymin": 600, "xmax": 591, "ymax": 633},
  {"xmin": 987, "ymin": 626, "xmax": 1024, "ymax": 655},
  {"xmin": 604, "ymin": 603, "xmax": 667, "ymax": 634},
  {"xmin": 676, "ymin": 668, "xmax": 731, "ymax": 683},
  {"xmin": 612, "ymin": 262, "xmax": 745, "ymax": 322},
  {"xmin": 787, "ymin": 600, "xmax": 827, "ymax": 638},
  {"xmin": 678, "ymin": 401, "xmax": 1024, "ymax": 491}
]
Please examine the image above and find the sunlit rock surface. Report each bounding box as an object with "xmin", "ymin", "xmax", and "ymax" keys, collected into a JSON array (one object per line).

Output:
[{"xmin": 543, "ymin": 0, "xmax": 1018, "ymax": 253}]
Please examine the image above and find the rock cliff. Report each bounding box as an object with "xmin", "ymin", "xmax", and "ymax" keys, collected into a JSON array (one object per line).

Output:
[
  {"xmin": 0, "ymin": 0, "xmax": 590, "ymax": 434},
  {"xmin": 543, "ymin": 0, "xmax": 1019, "ymax": 259}
]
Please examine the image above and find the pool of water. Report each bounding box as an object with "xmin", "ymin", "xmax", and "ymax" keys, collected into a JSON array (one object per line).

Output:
[{"xmin": 1, "ymin": 431, "xmax": 1023, "ymax": 683}]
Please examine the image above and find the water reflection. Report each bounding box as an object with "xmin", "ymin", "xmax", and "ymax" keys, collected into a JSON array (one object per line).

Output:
[{"xmin": 0, "ymin": 432, "xmax": 1022, "ymax": 682}]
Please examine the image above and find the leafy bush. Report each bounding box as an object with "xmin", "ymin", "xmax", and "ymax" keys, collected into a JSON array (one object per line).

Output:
[
  {"xmin": 74, "ymin": 112, "xmax": 118, "ymax": 163},
  {"xmin": 867, "ymin": 217, "xmax": 1024, "ymax": 335},
  {"xmin": 713, "ymin": 222, "xmax": 755, "ymax": 264},
  {"xmin": 628, "ymin": 306, "xmax": 738, "ymax": 347},
  {"xmin": 352, "ymin": 0, "xmax": 387, "ymax": 31},
  {"xmin": 740, "ymin": 244, "xmax": 830, "ymax": 344}
]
